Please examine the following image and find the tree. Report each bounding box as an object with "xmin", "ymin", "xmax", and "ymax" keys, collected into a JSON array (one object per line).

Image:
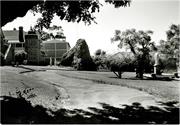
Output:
[
  {"xmin": 60, "ymin": 39, "xmax": 97, "ymax": 71},
  {"xmin": 1, "ymin": 0, "xmax": 131, "ymax": 28},
  {"xmin": 95, "ymin": 49, "xmax": 102, "ymax": 56},
  {"xmin": 14, "ymin": 50, "xmax": 27, "ymax": 66},
  {"xmin": 105, "ymin": 52, "xmax": 135, "ymax": 78},
  {"xmin": 159, "ymin": 24, "xmax": 179, "ymax": 55},
  {"xmin": 111, "ymin": 29, "xmax": 154, "ymax": 78},
  {"xmin": 159, "ymin": 24, "xmax": 180, "ymax": 73},
  {"xmin": 93, "ymin": 49, "xmax": 107, "ymax": 70},
  {"xmin": 34, "ymin": 25, "xmax": 65, "ymax": 41}
]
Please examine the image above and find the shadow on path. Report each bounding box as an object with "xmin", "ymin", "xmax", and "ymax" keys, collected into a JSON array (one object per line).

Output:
[
  {"xmin": 18, "ymin": 66, "xmax": 46, "ymax": 74},
  {"xmin": 1, "ymin": 96, "xmax": 179, "ymax": 124},
  {"xmin": 109, "ymin": 76, "xmax": 175, "ymax": 81}
]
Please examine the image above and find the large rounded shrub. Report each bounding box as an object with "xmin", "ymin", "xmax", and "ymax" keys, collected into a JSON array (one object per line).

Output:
[
  {"xmin": 60, "ymin": 39, "xmax": 97, "ymax": 71},
  {"xmin": 15, "ymin": 50, "xmax": 27, "ymax": 65}
]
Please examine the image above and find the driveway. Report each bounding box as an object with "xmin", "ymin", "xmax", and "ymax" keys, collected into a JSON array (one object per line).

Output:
[{"xmin": 1, "ymin": 66, "xmax": 178, "ymax": 110}]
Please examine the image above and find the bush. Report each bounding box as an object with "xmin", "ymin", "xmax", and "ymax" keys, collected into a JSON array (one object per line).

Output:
[
  {"xmin": 60, "ymin": 39, "xmax": 97, "ymax": 71},
  {"xmin": 15, "ymin": 50, "xmax": 27, "ymax": 65},
  {"xmin": 93, "ymin": 56, "xmax": 108, "ymax": 71},
  {"xmin": 105, "ymin": 52, "xmax": 135, "ymax": 70}
]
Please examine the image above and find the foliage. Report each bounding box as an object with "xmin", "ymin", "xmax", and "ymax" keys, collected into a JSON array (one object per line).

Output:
[
  {"xmin": 32, "ymin": 0, "xmax": 131, "ymax": 29},
  {"xmin": 111, "ymin": 29, "xmax": 154, "ymax": 78},
  {"xmin": 93, "ymin": 50, "xmax": 154, "ymax": 77},
  {"xmin": 94, "ymin": 49, "xmax": 106, "ymax": 56},
  {"xmin": 60, "ymin": 39, "xmax": 97, "ymax": 71},
  {"xmin": 93, "ymin": 49, "xmax": 107, "ymax": 70},
  {"xmin": 105, "ymin": 0, "xmax": 131, "ymax": 8},
  {"xmin": 95, "ymin": 49, "xmax": 102, "ymax": 56},
  {"xmin": 106, "ymin": 53, "xmax": 135, "ymax": 71},
  {"xmin": 159, "ymin": 24, "xmax": 179, "ymax": 55},
  {"xmin": 105, "ymin": 53, "xmax": 136, "ymax": 78},
  {"xmin": 157, "ymin": 24, "xmax": 180, "ymax": 72},
  {"xmin": 111, "ymin": 29, "xmax": 153, "ymax": 55},
  {"xmin": 159, "ymin": 24, "xmax": 180, "ymax": 69},
  {"xmin": 34, "ymin": 25, "xmax": 66, "ymax": 41},
  {"xmin": 39, "ymin": 31, "xmax": 51, "ymax": 41},
  {"xmin": 1, "ymin": 1, "xmax": 131, "ymax": 27},
  {"xmin": 15, "ymin": 50, "xmax": 27, "ymax": 64},
  {"xmin": 93, "ymin": 51, "xmax": 138, "ymax": 77},
  {"xmin": 166, "ymin": 24, "xmax": 180, "ymax": 41}
]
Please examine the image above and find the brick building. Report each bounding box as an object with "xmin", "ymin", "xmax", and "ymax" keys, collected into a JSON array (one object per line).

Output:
[
  {"xmin": 3, "ymin": 27, "xmax": 27, "ymax": 64},
  {"xmin": 25, "ymin": 33, "xmax": 43, "ymax": 65},
  {"xmin": 2, "ymin": 27, "xmax": 44, "ymax": 65},
  {"xmin": 42, "ymin": 38, "xmax": 70, "ymax": 65},
  {"xmin": 2, "ymin": 26, "xmax": 70, "ymax": 66}
]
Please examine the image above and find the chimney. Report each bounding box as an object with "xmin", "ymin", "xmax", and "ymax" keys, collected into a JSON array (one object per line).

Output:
[{"xmin": 19, "ymin": 26, "xmax": 24, "ymax": 42}]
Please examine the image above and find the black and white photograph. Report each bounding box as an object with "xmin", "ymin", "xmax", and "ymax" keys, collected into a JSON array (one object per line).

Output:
[{"xmin": 0, "ymin": 0, "xmax": 180, "ymax": 124}]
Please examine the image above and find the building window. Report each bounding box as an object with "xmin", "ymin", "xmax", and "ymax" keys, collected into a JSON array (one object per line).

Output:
[
  {"xmin": 16, "ymin": 43, "xmax": 23, "ymax": 47},
  {"xmin": 56, "ymin": 43, "xmax": 67, "ymax": 49}
]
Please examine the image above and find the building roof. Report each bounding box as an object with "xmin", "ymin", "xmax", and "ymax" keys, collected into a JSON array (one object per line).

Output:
[
  {"xmin": 1, "ymin": 28, "xmax": 9, "ymax": 46},
  {"xmin": 0, "ymin": 28, "xmax": 5, "ymax": 39},
  {"xmin": 42, "ymin": 39, "xmax": 70, "ymax": 47},
  {"xmin": 42, "ymin": 39, "xmax": 67, "ymax": 43},
  {"xmin": 3, "ymin": 30, "xmax": 27, "ymax": 42},
  {"xmin": 109, "ymin": 52, "xmax": 134, "ymax": 59}
]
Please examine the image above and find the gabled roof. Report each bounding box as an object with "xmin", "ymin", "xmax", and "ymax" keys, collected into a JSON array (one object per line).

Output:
[
  {"xmin": 3, "ymin": 30, "xmax": 27, "ymax": 41},
  {"xmin": 42, "ymin": 39, "xmax": 71, "ymax": 48},
  {"xmin": 0, "ymin": 28, "xmax": 5, "ymax": 39},
  {"xmin": 42, "ymin": 39, "xmax": 67, "ymax": 44},
  {"xmin": 109, "ymin": 52, "xmax": 134, "ymax": 59}
]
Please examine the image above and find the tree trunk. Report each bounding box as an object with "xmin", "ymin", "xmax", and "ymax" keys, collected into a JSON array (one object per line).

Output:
[
  {"xmin": 135, "ymin": 56, "xmax": 144, "ymax": 79},
  {"xmin": 136, "ymin": 71, "xmax": 143, "ymax": 79},
  {"xmin": 118, "ymin": 71, "xmax": 122, "ymax": 78},
  {"xmin": 113, "ymin": 71, "xmax": 122, "ymax": 78}
]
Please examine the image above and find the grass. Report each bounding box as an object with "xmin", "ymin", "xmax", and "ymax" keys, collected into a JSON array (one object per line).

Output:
[
  {"xmin": 53, "ymin": 70, "xmax": 179, "ymax": 101},
  {"xmin": 1, "ymin": 66, "xmax": 179, "ymax": 123},
  {"xmin": 3, "ymin": 65, "xmax": 179, "ymax": 101}
]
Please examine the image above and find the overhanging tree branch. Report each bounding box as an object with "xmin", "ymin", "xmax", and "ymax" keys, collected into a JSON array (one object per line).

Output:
[{"xmin": 1, "ymin": 0, "xmax": 131, "ymax": 27}]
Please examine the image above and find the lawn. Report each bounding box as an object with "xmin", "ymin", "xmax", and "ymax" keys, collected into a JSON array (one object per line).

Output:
[{"xmin": 0, "ymin": 66, "xmax": 179, "ymax": 124}]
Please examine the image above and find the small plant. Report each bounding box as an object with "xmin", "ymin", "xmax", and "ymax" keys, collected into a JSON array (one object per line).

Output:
[{"xmin": 9, "ymin": 87, "xmax": 37, "ymax": 99}]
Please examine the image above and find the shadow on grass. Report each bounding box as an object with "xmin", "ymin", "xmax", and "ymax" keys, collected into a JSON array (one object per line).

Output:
[
  {"xmin": 18, "ymin": 65, "xmax": 175, "ymax": 82},
  {"xmin": 0, "ymin": 96, "xmax": 179, "ymax": 124},
  {"xmin": 109, "ymin": 76, "xmax": 174, "ymax": 81}
]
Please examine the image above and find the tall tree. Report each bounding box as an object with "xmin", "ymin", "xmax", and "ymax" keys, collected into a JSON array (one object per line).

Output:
[
  {"xmin": 159, "ymin": 24, "xmax": 180, "ymax": 73},
  {"xmin": 159, "ymin": 24, "xmax": 180, "ymax": 55},
  {"xmin": 33, "ymin": 25, "xmax": 66, "ymax": 41},
  {"xmin": 111, "ymin": 29, "xmax": 154, "ymax": 78},
  {"xmin": 1, "ymin": 0, "xmax": 131, "ymax": 28}
]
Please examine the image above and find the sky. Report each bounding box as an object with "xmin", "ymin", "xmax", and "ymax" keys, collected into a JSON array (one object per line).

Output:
[{"xmin": 2, "ymin": 0, "xmax": 180, "ymax": 55}]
